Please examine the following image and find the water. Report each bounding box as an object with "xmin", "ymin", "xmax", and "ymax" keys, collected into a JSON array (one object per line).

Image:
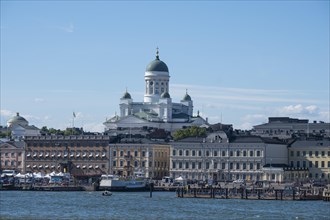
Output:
[{"xmin": 0, "ymin": 191, "xmax": 329, "ymax": 220}]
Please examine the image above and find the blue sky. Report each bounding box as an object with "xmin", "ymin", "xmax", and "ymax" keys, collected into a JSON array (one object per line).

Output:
[{"xmin": 1, "ymin": 1, "xmax": 329, "ymax": 132}]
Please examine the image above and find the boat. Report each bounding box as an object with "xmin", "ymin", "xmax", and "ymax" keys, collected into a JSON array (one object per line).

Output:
[
  {"xmin": 102, "ymin": 190, "xmax": 112, "ymax": 196},
  {"xmin": 99, "ymin": 172, "xmax": 150, "ymax": 191}
]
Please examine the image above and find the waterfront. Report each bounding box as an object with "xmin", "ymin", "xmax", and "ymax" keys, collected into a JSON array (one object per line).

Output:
[{"xmin": 0, "ymin": 191, "xmax": 329, "ymax": 220}]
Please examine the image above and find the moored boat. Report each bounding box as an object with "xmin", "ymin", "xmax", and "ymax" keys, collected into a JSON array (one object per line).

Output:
[{"xmin": 99, "ymin": 172, "xmax": 150, "ymax": 191}]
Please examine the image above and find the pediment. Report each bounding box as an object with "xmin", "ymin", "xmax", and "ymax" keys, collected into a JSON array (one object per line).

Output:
[{"xmin": 0, "ymin": 143, "xmax": 18, "ymax": 150}]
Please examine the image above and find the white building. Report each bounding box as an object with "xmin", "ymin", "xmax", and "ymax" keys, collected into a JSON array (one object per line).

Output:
[
  {"xmin": 104, "ymin": 49, "xmax": 207, "ymax": 132},
  {"xmin": 7, "ymin": 112, "xmax": 40, "ymax": 140},
  {"xmin": 170, "ymin": 135, "xmax": 288, "ymax": 183},
  {"xmin": 252, "ymin": 117, "xmax": 330, "ymax": 139}
]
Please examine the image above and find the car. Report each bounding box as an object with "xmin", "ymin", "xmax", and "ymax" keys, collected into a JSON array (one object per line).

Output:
[{"xmin": 233, "ymin": 179, "xmax": 245, "ymax": 184}]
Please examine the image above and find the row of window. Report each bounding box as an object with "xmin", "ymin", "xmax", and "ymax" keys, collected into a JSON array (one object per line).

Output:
[
  {"xmin": 112, "ymin": 160, "xmax": 167, "ymax": 168},
  {"xmin": 26, "ymin": 164, "xmax": 106, "ymax": 169},
  {"xmin": 290, "ymin": 160, "xmax": 330, "ymax": 168},
  {"xmin": 3, "ymin": 152, "xmax": 22, "ymax": 157},
  {"xmin": 172, "ymin": 149, "xmax": 263, "ymax": 157},
  {"xmin": 290, "ymin": 150, "xmax": 330, "ymax": 157},
  {"xmin": 27, "ymin": 142, "xmax": 108, "ymax": 147},
  {"xmin": 172, "ymin": 161, "xmax": 262, "ymax": 170},
  {"xmin": 26, "ymin": 151, "xmax": 107, "ymax": 158},
  {"xmin": 2, "ymin": 161, "xmax": 22, "ymax": 166}
]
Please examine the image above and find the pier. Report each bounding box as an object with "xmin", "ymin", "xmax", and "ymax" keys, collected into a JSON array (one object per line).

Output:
[{"xmin": 175, "ymin": 185, "xmax": 325, "ymax": 201}]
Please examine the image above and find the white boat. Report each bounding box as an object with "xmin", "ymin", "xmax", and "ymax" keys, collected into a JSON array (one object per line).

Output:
[
  {"xmin": 99, "ymin": 172, "xmax": 150, "ymax": 191},
  {"xmin": 102, "ymin": 190, "xmax": 112, "ymax": 196}
]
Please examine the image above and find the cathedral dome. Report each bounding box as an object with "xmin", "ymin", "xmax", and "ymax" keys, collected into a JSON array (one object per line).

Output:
[
  {"xmin": 7, "ymin": 112, "xmax": 28, "ymax": 127},
  {"xmin": 121, "ymin": 90, "xmax": 132, "ymax": 99},
  {"xmin": 146, "ymin": 48, "xmax": 169, "ymax": 72},
  {"xmin": 161, "ymin": 91, "xmax": 171, "ymax": 99},
  {"xmin": 182, "ymin": 93, "xmax": 191, "ymax": 101}
]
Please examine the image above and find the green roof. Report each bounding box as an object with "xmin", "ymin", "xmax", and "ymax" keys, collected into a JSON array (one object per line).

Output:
[{"xmin": 146, "ymin": 58, "xmax": 169, "ymax": 72}]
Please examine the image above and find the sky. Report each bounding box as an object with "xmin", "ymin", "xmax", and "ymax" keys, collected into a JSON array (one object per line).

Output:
[{"xmin": 1, "ymin": 1, "xmax": 329, "ymax": 132}]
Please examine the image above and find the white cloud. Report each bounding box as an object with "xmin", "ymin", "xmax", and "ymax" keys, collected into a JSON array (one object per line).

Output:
[
  {"xmin": 57, "ymin": 22, "xmax": 74, "ymax": 33},
  {"xmin": 34, "ymin": 98, "xmax": 45, "ymax": 103},
  {"xmin": 278, "ymin": 104, "xmax": 319, "ymax": 115}
]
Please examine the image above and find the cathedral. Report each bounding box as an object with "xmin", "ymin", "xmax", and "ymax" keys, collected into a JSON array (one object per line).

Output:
[{"xmin": 103, "ymin": 49, "xmax": 207, "ymax": 132}]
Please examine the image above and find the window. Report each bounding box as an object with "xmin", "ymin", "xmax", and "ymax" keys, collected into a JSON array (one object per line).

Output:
[
  {"xmin": 198, "ymin": 151, "xmax": 202, "ymax": 157},
  {"xmin": 328, "ymin": 161, "xmax": 330, "ymax": 168},
  {"xmin": 127, "ymin": 151, "xmax": 130, "ymax": 156},
  {"xmin": 302, "ymin": 151, "xmax": 306, "ymax": 156},
  {"xmin": 113, "ymin": 151, "xmax": 116, "ymax": 157},
  {"xmin": 192, "ymin": 162, "xmax": 195, "ymax": 169},
  {"xmin": 290, "ymin": 151, "xmax": 294, "ymax": 157},
  {"xmin": 173, "ymin": 150, "xmax": 176, "ymax": 156},
  {"xmin": 315, "ymin": 161, "xmax": 319, "ymax": 168},
  {"xmin": 250, "ymin": 163, "xmax": 253, "ymax": 170},
  {"xmin": 179, "ymin": 162, "xmax": 182, "ymax": 169},
  {"xmin": 230, "ymin": 163, "xmax": 233, "ymax": 169},
  {"xmin": 142, "ymin": 151, "xmax": 145, "ymax": 157},
  {"xmin": 222, "ymin": 163, "xmax": 226, "ymax": 169},
  {"xmin": 179, "ymin": 150, "xmax": 183, "ymax": 156},
  {"xmin": 185, "ymin": 150, "xmax": 189, "ymax": 156},
  {"xmin": 315, "ymin": 151, "xmax": 319, "ymax": 157},
  {"xmin": 172, "ymin": 162, "xmax": 176, "ymax": 169},
  {"xmin": 214, "ymin": 151, "xmax": 217, "ymax": 157},
  {"xmin": 134, "ymin": 161, "xmax": 138, "ymax": 167},
  {"xmin": 250, "ymin": 151, "xmax": 253, "ymax": 157},
  {"xmin": 206, "ymin": 162, "xmax": 209, "ymax": 169},
  {"xmin": 257, "ymin": 163, "xmax": 260, "ymax": 169},
  {"xmin": 296, "ymin": 161, "xmax": 300, "ymax": 168},
  {"xmin": 290, "ymin": 161, "xmax": 294, "ymax": 167},
  {"xmin": 198, "ymin": 162, "xmax": 202, "ymax": 169},
  {"xmin": 309, "ymin": 151, "xmax": 313, "ymax": 157},
  {"xmin": 120, "ymin": 160, "xmax": 123, "ymax": 167},
  {"xmin": 309, "ymin": 161, "xmax": 313, "ymax": 168},
  {"xmin": 142, "ymin": 161, "xmax": 145, "ymax": 167},
  {"xmin": 113, "ymin": 161, "xmax": 116, "ymax": 167},
  {"xmin": 236, "ymin": 163, "xmax": 240, "ymax": 169},
  {"xmin": 243, "ymin": 151, "xmax": 247, "ymax": 157},
  {"xmin": 185, "ymin": 162, "xmax": 189, "ymax": 169},
  {"xmin": 321, "ymin": 161, "xmax": 325, "ymax": 168},
  {"xmin": 192, "ymin": 150, "xmax": 195, "ymax": 156},
  {"xmin": 236, "ymin": 151, "xmax": 240, "ymax": 157},
  {"xmin": 134, "ymin": 151, "xmax": 138, "ymax": 157},
  {"xmin": 257, "ymin": 151, "xmax": 261, "ymax": 157},
  {"xmin": 242, "ymin": 163, "xmax": 246, "ymax": 170},
  {"xmin": 230, "ymin": 151, "xmax": 233, "ymax": 157},
  {"xmin": 214, "ymin": 162, "xmax": 217, "ymax": 169},
  {"xmin": 296, "ymin": 151, "xmax": 300, "ymax": 157},
  {"xmin": 206, "ymin": 151, "xmax": 209, "ymax": 157},
  {"xmin": 303, "ymin": 161, "xmax": 306, "ymax": 168},
  {"xmin": 222, "ymin": 151, "xmax": 226, "ymax": 157},
  {"xmin": 120, "ymin": 151, "xmax": 123, "ymax": 157},
  {"xmin": 321, "ymin": 151, "xmax": 325, "ymax": 157}
]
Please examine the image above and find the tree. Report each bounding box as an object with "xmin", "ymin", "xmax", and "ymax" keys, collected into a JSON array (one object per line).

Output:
[{"xmin": 173, "ymin": 126, "xmax": 206, "ymax": 141}]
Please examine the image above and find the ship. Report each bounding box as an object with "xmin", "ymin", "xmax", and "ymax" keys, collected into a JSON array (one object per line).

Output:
[{"xmin": 99, "ymin": 172, "xmax": 151, "ymax": 191}]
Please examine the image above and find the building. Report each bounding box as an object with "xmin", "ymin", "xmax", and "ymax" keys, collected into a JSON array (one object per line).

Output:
[
  {"xmin": 170, "ymin": 135, "xmax": 288, "ymax": 183},
  {"xmin": 0, "ymin": 140, "xmax": 25, "ymax": 173},
  {"xmin": 24, "ymin": 135, "xmax": 112, "ymax": 183},
  {"xmin": 252, "ymin": 117, "xmax": 330, "ymax": 139},
  {"xmin": 104, "ymin": 49, "xmax": 207, "ymax": 132},
  {"xmin": 288, "ymin": 138, "xmax": 330, "ymax": 182},
  {"xmin": 7, "ymin": 112, "xmax": 40, "ymax": 140},
  {"xmin": 109, "ymin": 139, "xmax": 170, "ymax": 179}
]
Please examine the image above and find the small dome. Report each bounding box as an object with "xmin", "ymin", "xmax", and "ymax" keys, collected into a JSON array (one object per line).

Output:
[
  {"xmin": 121, "ymin": 91, "xmax": 132, "ymax": 99},
  {"xmin": 145, "ymin": 48, "xmax": 169, "ymax": 72},
  {"xmin": 182, "ymin": 93, "xmax": 191, "ymax": 101},
  {"xmin": 7, "ymin": 112, "xmax": 28, "ymax": 127},
  {"xmin": 161, "ymin": 91, "xmax": 171, "ymax": 99}
]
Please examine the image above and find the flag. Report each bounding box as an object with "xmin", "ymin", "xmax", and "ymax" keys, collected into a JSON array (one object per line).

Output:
[{"xmin": 73, "ymin": 112, "xmax": 76, "ymax": 118}]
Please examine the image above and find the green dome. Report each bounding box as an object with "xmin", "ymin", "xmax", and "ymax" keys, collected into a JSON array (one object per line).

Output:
[
  {"xmin": 161, "ymin": 91, "xmax": 171, "ymax": 99},
  {"xmin": 121, "ymin": 91, "xmax": 132, "ymax": 99},
  {"xmin": 146, "ymin": 58, "xmax": 169, "ymax": 72},
  {"xmin": 182, "ymin": 93, "xmax": 191, "ymax": 101}
]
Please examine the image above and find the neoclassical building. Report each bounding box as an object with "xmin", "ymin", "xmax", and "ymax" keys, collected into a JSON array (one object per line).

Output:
[
  {"xmin": 104, "ymin": 49, "xmax": 207, "ymax": 132},
  {"xmin": 7, "ymin": 112, "xmax": 40, "ymax": 140}
]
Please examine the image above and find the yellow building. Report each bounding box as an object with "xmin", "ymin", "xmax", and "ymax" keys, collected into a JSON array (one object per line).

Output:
[
  {"xmin": 289, "ymin": 138, "xmax": 330, "ymax": 182},
  {"xmin": 109, "ymin": 141, "xmax": 170, "ymax": 179}
]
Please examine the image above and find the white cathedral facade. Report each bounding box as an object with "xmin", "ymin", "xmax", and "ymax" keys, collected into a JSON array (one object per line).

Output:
[{"xmin": 103, "ymin": 49, "xmax": 207, "ymax": 132}]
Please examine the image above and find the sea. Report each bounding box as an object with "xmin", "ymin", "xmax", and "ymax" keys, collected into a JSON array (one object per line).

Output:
[{"xmin": 0, "ymin": 191, "xmax": 329, "ymax": 220}]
